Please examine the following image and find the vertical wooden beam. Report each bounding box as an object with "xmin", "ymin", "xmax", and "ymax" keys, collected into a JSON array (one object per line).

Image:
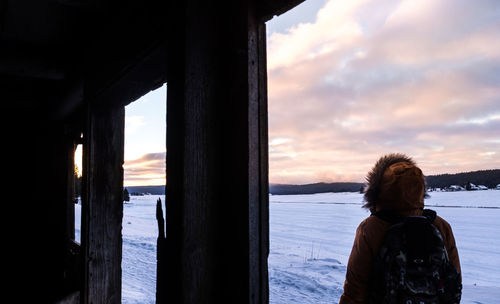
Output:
[
  {"xmin": 163, "ymin": 1, "xmax": 269, "ymax": 303},
  {"xmin": 163, "ymin": 1, "xmax": 186, "ymax": 302},
  {"xmin": 248, "ymin": 12, "xmax": 270, "ymax": 304},
  {"xmin": 257, "ymin": 21, "xmax": 270, "ymax": 304},
  {"xmin": 82, "ymin": 104, "xmax": 124, "ymax": 304}
]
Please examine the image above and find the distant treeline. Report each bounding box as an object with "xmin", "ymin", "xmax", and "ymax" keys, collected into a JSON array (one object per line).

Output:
[
  {"xmin": 120, "ymin": 169, "xmax": 500, "ymax": 196},
  {"xmin": 270, "ymin": 169, "xmax": 500, "ymax": 195},
  {"xmin": 125, "ymin": 185, "xmax": 165, "ymax": 195},
  {"xmin": 425, "ymin": 169, "xmax": 500, "ymax": 189},
  {"xmin": 269, "ymin": 182, "xmax": 364, "ymax": 195}
]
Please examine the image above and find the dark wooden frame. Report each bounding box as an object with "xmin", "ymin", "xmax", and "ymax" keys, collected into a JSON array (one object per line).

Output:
[
  {"xmin": 2, "ymin": 1, "xmax": 307, "ymax": 303},
  {"xmin": 160, "ymin": 1, "xmax": 270, "ymax": 303}
]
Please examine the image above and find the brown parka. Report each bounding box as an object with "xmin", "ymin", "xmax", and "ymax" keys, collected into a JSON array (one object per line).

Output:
[{"xmin": 339, "ymin": 154, "xmax": 461, "ymax": 304}]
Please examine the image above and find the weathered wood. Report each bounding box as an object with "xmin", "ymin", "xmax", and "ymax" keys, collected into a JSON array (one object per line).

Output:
[
  {"xmin": 248, "ymin": 9, "xmax": 270, "ymax": 304},
  {"xmin": 257, "ymin": 21, "xmax": 271, "ymax": 304},
  {"xmin": 2, "ymin": 1, "xmax": 305, "ymax": 302},
  {"xmin": 81, "ymin": 104, "xmax": 125, "ymax": 304},
  {"xmin": 163, "ymin": 1, "xmax": 270, "ymax": 303},
  {"xmin": 156, "ymin": 198, "xmax": 166, "ymax": 303},
  {"xmin": 156, "ymin": 198, "xmax": 166, "ymax": 240}
]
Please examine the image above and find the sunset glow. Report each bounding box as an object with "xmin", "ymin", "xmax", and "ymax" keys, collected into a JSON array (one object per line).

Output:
[
  {"xmin": 119, "ymin": 0, "xmax": 499, "ymax": 186},
  {"xmin": 266, "ymin": 0, "xmax": 500, "ymax": 184},
  {"xmin": 123, "ymin": 85, "xmax": 166, "ymax": 186}
]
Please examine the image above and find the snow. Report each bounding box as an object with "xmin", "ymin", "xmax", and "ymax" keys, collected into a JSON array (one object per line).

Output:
[
  {"xmin": 75, "ymin": 190, "xmax": 500, "ymax": 303},
  {"xmin": 269, "ymin": 190, "xmax": 500, "ymax": 303}
]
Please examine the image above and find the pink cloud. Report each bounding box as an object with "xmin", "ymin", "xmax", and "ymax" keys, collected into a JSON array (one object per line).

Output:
[
  {"xmin": 124, "ymin": 152, "xmax": 166, "ymax": 186},
  {"xmin": 267, "ymin": 0, "xmax": 500, "ymax": 184}
]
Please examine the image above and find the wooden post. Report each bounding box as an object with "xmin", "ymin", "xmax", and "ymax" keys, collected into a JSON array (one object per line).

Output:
[
  {"xmin": 156, "ymin": 198, "xmax": 166, "ymax": 303},
  {"xmin": 162, "ymin": 1, "xmax": 269, "ymax": 303},
  {"xmin": 81, "ymin": 104, "xmax": 125, "ymax": 304}
]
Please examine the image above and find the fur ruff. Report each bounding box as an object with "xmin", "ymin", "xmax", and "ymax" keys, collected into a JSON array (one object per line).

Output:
[{"xmin": 363, "ymin": 153, "xmax": 416, "ymax": 212}]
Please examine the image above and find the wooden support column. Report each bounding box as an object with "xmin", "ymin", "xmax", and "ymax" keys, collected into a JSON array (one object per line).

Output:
[
  {"xmin": 81, "ymin": 104, "xmax": 125, "ymax": 304},
  {"xmin": 163, "ymin": 1, "xmax": 269, "ymax": 303}
]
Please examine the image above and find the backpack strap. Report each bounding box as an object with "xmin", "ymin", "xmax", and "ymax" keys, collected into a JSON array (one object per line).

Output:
[{"xmin": 422, "ymin": 208, "xmax": 437, "ymax": 223}]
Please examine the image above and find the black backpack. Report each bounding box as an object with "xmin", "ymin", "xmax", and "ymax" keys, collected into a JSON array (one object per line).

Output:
[{"xmin": 368, "ymin": 209, "xmax": 462, "ymax": 304}]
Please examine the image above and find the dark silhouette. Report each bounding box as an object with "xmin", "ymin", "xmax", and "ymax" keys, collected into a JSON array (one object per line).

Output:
[
  {"xmin": 426, "ymin": 169, "xmax": 500, "ymax": 189},
  {"xmin": 123, "ymin": 188, "xmax": 130, "ymax": 202}
]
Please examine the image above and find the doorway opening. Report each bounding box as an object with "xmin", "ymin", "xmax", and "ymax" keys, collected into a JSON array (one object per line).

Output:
[{"xmin": 122, "ymin": 84, "xmax": 167, "ymax": 303}]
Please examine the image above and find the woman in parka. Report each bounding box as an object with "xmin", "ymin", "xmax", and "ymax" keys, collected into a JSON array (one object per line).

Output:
[{"xmin": 339, "ymin": 153, "xmax": 461, "ymax": 303}]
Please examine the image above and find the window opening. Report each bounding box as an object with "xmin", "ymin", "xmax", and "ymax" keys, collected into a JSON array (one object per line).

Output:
[{"xmin": 74, "ymin": 142, "xmax": 82, "ymax": 243}]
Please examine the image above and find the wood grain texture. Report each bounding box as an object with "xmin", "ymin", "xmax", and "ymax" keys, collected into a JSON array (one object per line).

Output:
[{"xmin": 82, "ymin": 104, "xmax": 124, "ymax": 304}]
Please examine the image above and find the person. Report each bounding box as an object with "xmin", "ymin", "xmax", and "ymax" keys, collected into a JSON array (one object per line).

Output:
[{"xmin": 339, "ymin": 153, "xmax": 461, "ymax": 303}]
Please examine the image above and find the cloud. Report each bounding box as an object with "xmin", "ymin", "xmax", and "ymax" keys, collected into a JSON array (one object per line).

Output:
[
  {"xmin": 125, "ymin": 115, "xmax": 146, "ymax": 135},
  {"xmin": 124, "ymin": 152, "xmax": 166, "ymax": 186},
  {"xmin": 267, "ymin": 0, "xmax": 500, "ymax": 184}
]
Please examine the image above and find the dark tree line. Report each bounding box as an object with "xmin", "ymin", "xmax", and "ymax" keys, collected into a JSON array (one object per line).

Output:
[
  {"xmin": 269, "ymin": 182, "xmax": 365, "ymax": 195},
  {"xmin": 123, "ymin": 188, "xmax": 130, "ymax": 202},
  {"xmin": 268, "ymin": 170, "xmax": 500, "ymax": 195},
  {"xmin": 425, "ymin": 169, "xmax": 500, "ymax": 189}
]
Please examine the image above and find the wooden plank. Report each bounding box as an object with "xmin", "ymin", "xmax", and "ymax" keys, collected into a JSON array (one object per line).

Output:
[
  {"xmin": 156, "ymin": 198, "xmax": 166, "ymax": 303},
  {"xmin": 163, "ymin": 1, "xmax": 186, "ymax": 302},
  {"xmin": 257, "ymin": 21, "xmax": 271, "ymax": 304},
  {"xmin": 162, "ymin": 1, "xmax": 270, "ymax": 303},
  {"xmin": 81, "ymin": 104, "xmax": 125, "ymax": 304}
]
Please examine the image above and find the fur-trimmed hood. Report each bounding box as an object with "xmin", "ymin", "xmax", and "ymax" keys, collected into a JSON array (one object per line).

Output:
[{"xmin": 363, "ymin": 153, "xmax": 425, "ymax": 213}]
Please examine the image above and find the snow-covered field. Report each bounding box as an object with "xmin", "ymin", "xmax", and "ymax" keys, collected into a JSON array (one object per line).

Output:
[{"xmin": 75, "ymin": 190, "xmax": 500, "ymax": 303}]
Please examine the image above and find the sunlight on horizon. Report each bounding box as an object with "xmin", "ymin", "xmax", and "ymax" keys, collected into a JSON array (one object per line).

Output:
[{"xmin": 75, "ymin": 144, "xmax": 82, "ymax": 178}]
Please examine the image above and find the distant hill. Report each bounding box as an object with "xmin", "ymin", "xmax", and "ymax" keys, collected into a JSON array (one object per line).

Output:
[
  {"xmin": 269, "ymin": 169, "xmax": 500, "ymax": 195},
  {"xmin": 125, "ymin": 169, "xmax": 500, "ymax": 196},
  {"xmin": 269, "ymin": 182, "xmax": 364, "ymax": 195},
  {"xmin": 425, "ymin": 169, "xmax": 500, "ymax": 189},
  {"xmin": 125, "ymin": 185, "xmax": 165, "ymax": 195},
  {"xmin": 125, "ymin": 183, "xmax": 365, "ymax": 196}
]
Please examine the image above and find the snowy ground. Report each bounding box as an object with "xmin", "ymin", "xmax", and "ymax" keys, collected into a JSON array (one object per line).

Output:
[
  {"xmin": 75, "ymin": 190, "xmax": 500, "ymax": 303},
  {"xmin": 269, "ymin": 191, "xmax": 500, "ymax": 303}
]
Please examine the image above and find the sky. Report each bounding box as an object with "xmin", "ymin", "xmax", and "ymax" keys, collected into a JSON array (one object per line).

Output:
[
  {"xmin": 266, "ymin": 0, "xmax": 500, "ymax": 184},
  {"xmin": 123, "ymin": 85, "xmax": 166, "ymax": 186},
  {"xmin": 116, "ymin": 0, "xmax": 500, "ymax": 186}
]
